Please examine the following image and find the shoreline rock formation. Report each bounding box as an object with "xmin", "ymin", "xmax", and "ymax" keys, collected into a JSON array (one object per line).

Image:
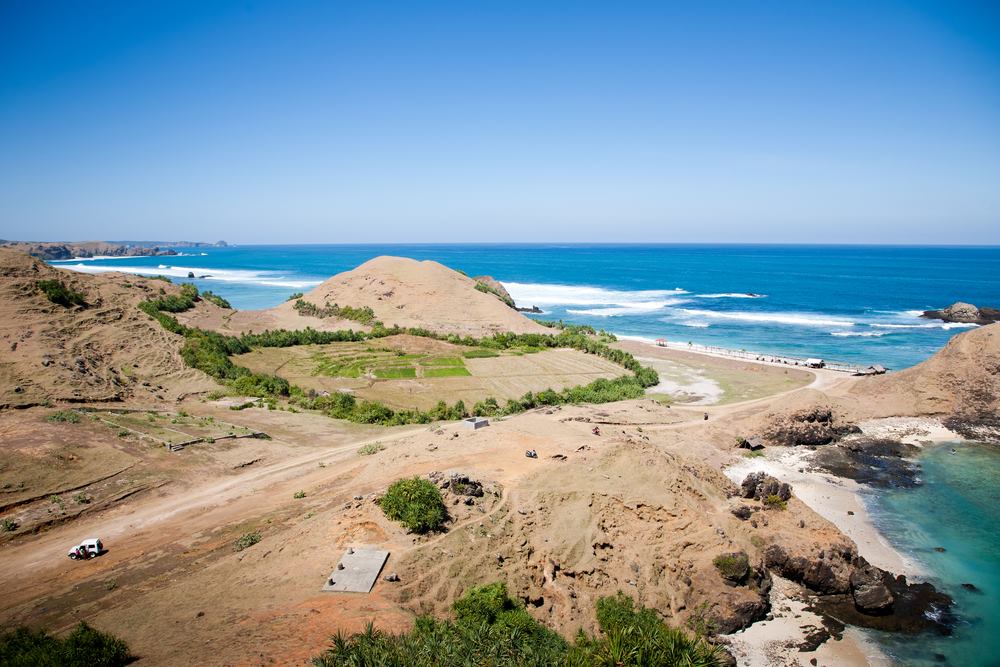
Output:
[{"xmin": 922, "ymin": 301, "xmax": 1000, "ymax": 325}]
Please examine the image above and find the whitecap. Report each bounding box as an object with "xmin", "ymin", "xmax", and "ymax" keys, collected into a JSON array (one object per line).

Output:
[
  {"xmin": 695, "ymin": 293, "xmax": 766, "ymax": 299},
  {"xmin": 871, "ymin": 322, "xmax": 978, "ymax": 330},
  {"xmin": 566, "ymin": 298, "xmax": 687, "ymax": 317},
  {"xmin": 680, "ymin": 321, "xmax": 710, "ymax": 328},
  {"xmin": 502, "ymin": 281, "xmax": 688, "ymax": 306},
  {"xmin": 677, "ymin": 308, "xmax": 855, "ymax": 328},
  {"xmin": 55, "ymin": 263, "xmax": 323, "ymax": 289},
  {"xmin": 830, "ymin": 331, "xmax": 887, "ymax": 337}
]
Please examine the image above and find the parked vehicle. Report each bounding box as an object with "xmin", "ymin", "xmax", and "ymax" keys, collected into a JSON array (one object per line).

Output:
[{"xmin": 67, "ymin": 538, "xmax": 103, "ymax": 560}]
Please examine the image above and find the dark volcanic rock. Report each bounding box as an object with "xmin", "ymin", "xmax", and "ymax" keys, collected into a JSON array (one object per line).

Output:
[
  {"xmin": 850, "ymin": 564, "xmax": 895, "ymax": 613},
  {"xmin": 731, "ymin": 505, "xmax": 752, "ymax": 520},
  {"xmin": 812, "ymin": 437, "xmax": 922, "ymax": 488},
  {"xmin": 761, "ymin": 408, "xmax": 861, "ymax": 447},
  {"xmin": 943, "ymin": 415, "xmax": 1000, "ymax": 444},
  {"xmin": 922, "ymin": 302, "xmax": 1000, "ymax": 326},
  {"xmin": 740, "ymin": 472, "xmax": 792, "ymax": 501},
  {"xmin": 812, "ymin": 572, "xmax": 954, "ymax": 635},
  {"xmin": 764, "ymin": 544, "xmax": 854, "ymax": 594}
]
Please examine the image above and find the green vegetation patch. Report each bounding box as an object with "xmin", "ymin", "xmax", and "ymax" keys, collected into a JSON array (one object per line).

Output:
[
  {"xmin": 374, "ymin": 366, "xmax": 416, "ymax": 379},
  {"xmin": 0, "ymin": 622, "xmax": 131, "ymax": 666},
  {"xmin": 46, "ymin": 410, "xmax": 81, "ymax": 424},
  {"xmin": 358, "ymin": 442, "xmax": 386, "ymax": 456},
  {"xmin": 462, "ymin": 348, "xmax": 500, "ymax": 358},
  {"xmin": 418, "ymin": 357, "xmax": 463, "ymax": 366},
  {"xmin": 423, "ymin": 366, "xmax": 471, "ymax": 378},
  {"xmin": 234, "ymin": 531, "xmax": 261, "ymax": 552},
  {"xmin": 379, "ymin": 477, "xmax": 447, "ymax": 533},
  {"xmin": 712, "ymin": 552, "xmax": 750, "ymax": 582},
  {"xmin": 36, "ymin": 279, "xmax": 86, "ymax": 307},
  {"xmin": 312, "ymin": 585, "xmax": 722, "ymax": 666}
]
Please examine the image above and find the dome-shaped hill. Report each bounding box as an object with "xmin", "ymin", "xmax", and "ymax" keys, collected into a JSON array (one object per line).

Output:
[
  {"xmin": 275, "ymin": 256, "xmax": 549, "ymax": 337},
  {"xmin": 849, "ymin": 323, "xmax": 1000, "ymax": 417},
  {"xmin": 0, "ymin": 248, "xmax": 218, "ymax": 407}
]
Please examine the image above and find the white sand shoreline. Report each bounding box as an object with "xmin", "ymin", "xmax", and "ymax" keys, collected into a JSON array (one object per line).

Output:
[{"xmin": 723, "ymin": 417, "xmax": 962, "ymax": 665}]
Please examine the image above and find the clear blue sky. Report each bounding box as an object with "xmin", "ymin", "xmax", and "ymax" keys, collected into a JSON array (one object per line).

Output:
[{"xmin": 1, "ymin": 1, "xmax": 998, "ymax": 244}]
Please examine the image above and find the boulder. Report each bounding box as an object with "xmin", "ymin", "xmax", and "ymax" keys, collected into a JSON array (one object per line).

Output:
[
  {"xmin": 761, "ymin": 408, "xmax": 861, "ymax": 447},
  {"xmin": 850, "ymin": 565, "xmax": 895, "ymax": 613},
  {"xmin": 740, "ymin": 472, "xmax": 792, "ymax": 502},
  {"xmin": 922, "ymin": 302, "xmax": 1000, "ymax": 325}
]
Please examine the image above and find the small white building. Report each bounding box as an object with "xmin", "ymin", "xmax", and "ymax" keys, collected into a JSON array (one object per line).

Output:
[{"xmin": 805, "ymin": 358, "xmax": 825, "ymax": 368}]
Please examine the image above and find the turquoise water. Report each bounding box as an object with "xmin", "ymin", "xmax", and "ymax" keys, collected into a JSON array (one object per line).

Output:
[
  {"xmin": 865, "ymin": 442, "xmax": 1000, "ymax": 666},
  {"xmin": 52, "ymin": 244, "xmax": 1000, "ymax": 370}
]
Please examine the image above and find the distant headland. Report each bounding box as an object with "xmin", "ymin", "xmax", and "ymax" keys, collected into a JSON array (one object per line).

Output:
[{"xmin": 0, "ymin": 239, "xmax": 228, "ymax": 261}]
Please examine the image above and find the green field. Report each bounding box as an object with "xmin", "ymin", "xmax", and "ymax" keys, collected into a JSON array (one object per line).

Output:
[{"xmin": 233, "ymin": 334, "xmax": 626, "ymax": 410}]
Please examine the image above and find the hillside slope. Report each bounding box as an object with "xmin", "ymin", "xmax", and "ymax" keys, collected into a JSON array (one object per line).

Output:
[
  {"xmin": 276, "ymin": 256, "xmax": 548, "ymax": 337},
  {"xmin": 0, "ymin": 249, "xmax": 218, "ymax": 407},
  {"xmin": 848, "ymin": 323, "xmax": 999, "ymax": 417}
]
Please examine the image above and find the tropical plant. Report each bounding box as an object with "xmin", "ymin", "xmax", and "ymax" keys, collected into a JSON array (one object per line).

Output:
[{"xmin": 379, "ymin": 477, "xmax": 447, "ymax": 533}]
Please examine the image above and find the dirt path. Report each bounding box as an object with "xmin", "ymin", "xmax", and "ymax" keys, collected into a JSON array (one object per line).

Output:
[{"xmin": 0, "ymin": 425, "xmax": 426, "ymax": 614}]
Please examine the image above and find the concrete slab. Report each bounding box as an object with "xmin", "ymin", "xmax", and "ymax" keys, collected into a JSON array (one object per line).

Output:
[{"xmin": 321, "ymin": 547, "xmax": 389, "ymax": 593}]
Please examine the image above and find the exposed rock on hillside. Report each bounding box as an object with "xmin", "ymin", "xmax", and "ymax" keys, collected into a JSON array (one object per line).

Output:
[
  {"xmin": 284, "ymin": 256, "xmax": 549, "ymax": 337},
  {"xmin": 757, "ymin": 405, "xmax": 860, "ymax": 447}
]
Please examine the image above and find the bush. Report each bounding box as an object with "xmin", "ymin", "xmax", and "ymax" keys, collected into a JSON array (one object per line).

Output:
[
  {"xmin": 36, "ymin": 279, "xmax": 85, "ymax": 307},
  {"xmin": 46, "ymin": 410, "xmax": 80, "ymax": 424},
  {"xmin": 201, "ymin": 291, "xmax": 231, "ymax": 308},
  {"xmin": 712, "ymin": 552, "xmax": 750, "ymax": 582},
  {"xmin": 358, "ymin": 442, "xmax": 386, "ymax": 456},
  {"xmin": 234, "ymin": 531, "xmax": 261, "ymax": 551},
  {"xmin": 311, "ymin": 586, "xmax": 722, "ymax": 667},
  {"xmin": 0, "ymin": 622, "xmax": 131, "ymax": 666},
  {"xmin": 569, "ymin": 593, "xmax": 723, "ymax": 665},
  {"xmin": 293, "ymin": 490, "xmax": 307, "ymax": 499},
  {"xmin": 2, "ymin": 517, "xmax": 18, "ymax": 532},
  {"xmin": 762, "ymin": 494, "xmax": 787, "ymax": 510},
  {"xmin": 379, "ymin": 477, "xmax": 447, "ymax": 533}
]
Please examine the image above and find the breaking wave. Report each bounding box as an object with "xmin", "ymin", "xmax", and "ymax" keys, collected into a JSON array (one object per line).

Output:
[
  {"xmin": 502, "ymin": 281, "xmax": 688, "ymax": 307},
  {"xmin": 830, "ymin": 331, "xmax": 888, "ymax": 337},
  {"xmin": 678, "ymin": 308, "xmax": 856, "ymax": 328},
  {"xmin": 871, "ymin": 322, "xmax": 978, "ymax": 330},
  {"xmin": 56, "ymin": 263, "xmax": 322, "ymax": 289},
  {"xmin": 695, "ymin": 293, "xmax": 766, "ymax": 299},
  {"xmin": 567, "ymin": 299, "xmax": 688, "ymax": 317}
]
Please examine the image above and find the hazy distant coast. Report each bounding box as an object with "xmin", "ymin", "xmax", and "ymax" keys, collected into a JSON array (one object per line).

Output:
[{"xmin": 0, "ymin": 239, "xmax": 227, "ymax": 261}]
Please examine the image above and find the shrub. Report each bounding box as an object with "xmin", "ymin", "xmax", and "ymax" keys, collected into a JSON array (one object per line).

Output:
[
  {"xmin": 712, "ymin": 552, "xmax": 750, "ymax": 582},
  {"xmin": 36, "ymin": 279, "xmax": 86, "ymax": 307},
  {"xmin": 311, "ymin": 586, "xmax": 722, "ymax": 667},
  {"xmin": 234, "ymin": 531, "xmax": 261, "ymax": 551},
  {"xmin": 570, "ymin": 593, "xmax": 723, "ymax": 665},
  {"xmin": 358, "ymin": 442, "xmax": 386, "ymax": 456},
  {"xmin": 0, "ymin": 622, "xmax": 131, "ymax": 666},
  {"xmin": 379, "ymin": 477, "xmax": 447, "ymax": 533},
  {"xmin": 74, "ymin": 493, "xmax": 92, "ymax": 505},
  {"xmin": 293, "ymin": 490, "xmax": 307, "ymax": 499},
  {"xmin": 287, "ymin": 292, "xmax": 304, "ymax": 301},
  {"xmin": 762, "ymin": 494, "xmax": 787, "ymax": 510},
  {"xmin": 201, "ymin": 291, "xmax": 231, "ymax": 308},
  {"xmin": 46, "ymin": 410, "xmax": 80, "ymax": 424},
  {"xmin": 2, "ymin": 517, "xmax": 18, "ymax": 532}
]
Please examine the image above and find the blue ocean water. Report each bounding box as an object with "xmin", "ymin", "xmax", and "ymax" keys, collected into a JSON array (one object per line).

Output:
[
  {"xmin": 865, "ymin": 442, "xmax": 1000, "ymax": 667},
  {"xmin": 54, "ymin": 244, "xmax": 1000, "ymax": 370}
]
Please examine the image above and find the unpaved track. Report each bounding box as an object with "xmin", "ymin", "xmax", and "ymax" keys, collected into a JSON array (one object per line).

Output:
[{"xmin": 0, "ymin": 426, "xmax": 426, "ymax": 619}]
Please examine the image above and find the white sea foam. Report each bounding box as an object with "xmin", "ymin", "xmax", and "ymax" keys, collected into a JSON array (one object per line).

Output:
[
  {"xmin": 566, "ymin": 298, "xmax": 687, "ymax": 317},
  {"xmin": 680, "ymin": 321, "xmax": 710, "ymax": 328},
  {"xmin": 830, "ymin": 331, "xmax": 887, "ymax": 338},
  {"xmin": 56, "ymin": 263, "xmax": 322, "ymax": 289},
  {"xmin": 678, "ymin": 308, "xmax": 855, "ymax": 327},
  {"xmin": 871, "ymin": 322, "xmax": 978, "ymax": 330},
  {"xmin": 502, "ymin": 282, "xmax": 687, "ymax": 307},
  {"xmin": 695, "ymin": 293, "xmax": 766, "ymax": 299}
]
